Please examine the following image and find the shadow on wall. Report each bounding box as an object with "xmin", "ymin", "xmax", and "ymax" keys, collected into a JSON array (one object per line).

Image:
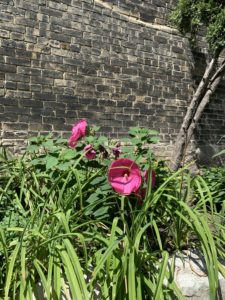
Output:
[{"xmin": 196, "ymin": 143, "xmax": 225, "ymax": 167}]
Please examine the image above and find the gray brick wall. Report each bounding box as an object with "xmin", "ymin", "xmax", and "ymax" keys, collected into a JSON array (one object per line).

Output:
[{"xmin": 0, "ymin": 0, "xmax": 224, "ymax": 161}]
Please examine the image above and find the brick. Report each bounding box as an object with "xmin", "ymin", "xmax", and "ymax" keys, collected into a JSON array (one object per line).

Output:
[
  {"xmin": 54, "ymin": 79, "xmax": 76, "ymax": 87},
  {"xmin": 40, "ymin": 7, "xmax": 63, "ymax": 18},
  {"xmin": 19, "ymin": 99, "xmax": 43, "ymax": 108},
  {"xmin": 42, "ymin": 69, "xmax": 63, "ymax": 79},
  {"xmin": 5, "ymin": 74, "xmax": 29, "ymax": 83},
  {"xmin": 43, "ymin": 117, "xmax": 65, "ymax": 124},
  {"xmin": 0, "ymin": 89, "xmax": 5, "ymax": 96},
  {"xmin": 17, "ymin": 83, "xmax": 30, "ymax": 91},
  {"xmin": 31, "ymin": 76, "xmax": 54, "ymax": 85},
  {"xmin": 17, "ymin": 66, "xmax": 41, "ymax": 76},
  {"xmin": 0, "ymin": 64, "xmax": 16, "ymax": 73},
  {"xmin": 3, "ymin": 122, "xmax": 29, "ymax": 131},
  {"xmin": 29, "ymin": 123, "xmax": 52, "ymax": 131},
  {"xmin": 5, "ymin": 81, "xmax": 17, "ymax": 89},
  {"xmin": 15, "ymin": 17, "xmax": 38, "ymax": 28},
  {"xmin": 6, "ymin": 57, "xmax": 30, "ymax": 66},
  {"xmin": 0, "ymin": 12, "xmax": 14, "ymax": 22},
  {"xmin": 50, "ymin": 32, "xmax": 71, "ymax": 43},
  {"xmin": 32, "ymin": 93, "xmax": 56, "ymax": 102},
  {"xmin": 0, "ymin": 29, "xmax": 10, "ymax": 38}
]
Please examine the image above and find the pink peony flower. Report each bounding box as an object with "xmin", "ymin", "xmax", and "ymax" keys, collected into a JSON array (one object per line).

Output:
[
  {"xmin": 108, "ymin": 158, "xmax": 142, "ymax": 195},
  {"xmin": 144, "ymin": 169, "xmax": 156, "ymax": 188},
  {"xmin": 112, "ymin": 147, "xmax": 121, "ymax": 159},
  {"xmin": 68, "ymin": 119, "xmax": 87, "ymax": 148},
  {"xmin": 84, "ymin": 144, "xmax": 96, "ymax": 160}
]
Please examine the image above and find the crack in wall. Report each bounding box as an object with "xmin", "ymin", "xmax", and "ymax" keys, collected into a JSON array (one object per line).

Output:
[{"xmin": 93, "ymin": 0, "xmax": 178, "ymax": 34}]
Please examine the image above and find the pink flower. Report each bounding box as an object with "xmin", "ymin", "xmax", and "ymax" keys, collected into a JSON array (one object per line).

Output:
[
  {"xmin": 108, "ymin": 158, "xmax": 142, "ymax": 195},
  {"xmin": 112, "ymin": 147, "xmax": 121, "ymax": 159},
  {"xmin": 144, "ymin": 169, "xmax": 156, "ymax": 188},
  {"xmin": 84, "ymin": 144, "xmax": 96, "ymax": 160},
  {"xmin": 68, "ymin": 119, "xmax": 87, "ymax": 148}
]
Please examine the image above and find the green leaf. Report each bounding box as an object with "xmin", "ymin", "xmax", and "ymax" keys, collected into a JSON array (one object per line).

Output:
[
  {"xmin": 90, "ymin": 176, "xmax": 106, "ymax": 186},
  {"xmin": 58, "ymin": 246, "xmax": 84, "ymax": 300},
  {"xmin": 4, "ymin": 243, "xmax": 20, "ymax": 300},
  {"xmin": 100, "ymin": 183, "xmax": 111, "ymax": 193},
  {"xmin": 42, "ymin": 140, "xmax": 54, "ymax": 149},
  {"xmin": 97, "ymin": 136, "xmax": 108, "ymax": 144},
  {"xmin": 149, "ymin": 136, "xmax": 160, "ymax": 143},
  {"xmin": 153, "ymin": 251, "xmax": 169, "ymax": 300},
  {"xmin": 46, "ymin": 156, "xmax": 59, "ymax": 170},
  {"xmin": 60, "ymin": 149, "xmax": 76, "ymax": 160},
  {"xmin": 28, "ymin": 136, "xmax": 39, "ymax": 143},
  {"xmin": 129, "ymin": 127, "xmax": 139, "ymax": 135},
  {"xmin": 26, "ymin": 145, "xmax": 39, "ymax": 153},
  {"xmin": 63, "ymin": 239, "xmax": 89, "ymax": 300},
  {"xmin": 131, "ymin": 138, "xmax": 140, "ymax": 145},
  {"xmin": 213, "ymin": 149, "xmax": 225, "ymax": 158},
  {"xmin": 87, "ymin": 194, "xmax": 99, "ymax": 204},
  {"xmin": 57, "ymin": 162, "xmax": 72, "ymax": 171},
  {"xmin": 128, "ymin": 249, "xmax": 136, "ymax": 300},
  {"xmin": 93, "ymin": 206, "xmax": 109, "ymax": 218},
  {"xmin": 148, "ymin": 129, "xmax": 159, "ymax": 135},
  {"xmin": 55, "ymin": 138, "xmax": 67, "ymax": 144}
]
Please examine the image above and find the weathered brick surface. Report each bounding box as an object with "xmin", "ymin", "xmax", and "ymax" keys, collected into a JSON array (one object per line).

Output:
[{"xmin": 0, "ymin": 0, "xmax": 224, "ymax": 162}]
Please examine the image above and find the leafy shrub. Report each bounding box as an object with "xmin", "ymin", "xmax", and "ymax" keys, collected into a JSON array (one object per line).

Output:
[{"xmin": 0, "ymin": 120, "xmax": 224, "ymax": 299}]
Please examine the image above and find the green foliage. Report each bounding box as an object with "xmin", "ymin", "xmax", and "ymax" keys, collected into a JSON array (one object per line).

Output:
[
  {"xmin": 198, "ymin": 167, "xmax": 225, "ymax": 209},
  {"xmin": 0, "ymin": 124, "xmax": 224, "ymax": 299},
  {"xmin": 170, "ymin": 0, "xmax": 225, "ymax": 51}
]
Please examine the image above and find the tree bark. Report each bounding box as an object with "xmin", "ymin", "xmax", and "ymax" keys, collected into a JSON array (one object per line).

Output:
[
  {"xmin": 186, "ymin": 60, "xmax": 225, "ymax": 142},
  {"xmin": 170, "ymin": 51, "xmax": 224, "ymax": 171}
]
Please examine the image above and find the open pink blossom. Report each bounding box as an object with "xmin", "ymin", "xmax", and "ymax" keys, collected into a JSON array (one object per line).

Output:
[
  {"xmin": 108, "ymin": 158, "xmax": 142, "ymax": 195},
  {"xmin": 144, "ymin": 169, "xmax": 156, "ymax": 188},
  {"xmin": 68, "ymin": 119, "xmax": 87, "ymax": 148},
  {"xmin": 84, "ymin": 144, "xmax": 96, "ymax": 160}
]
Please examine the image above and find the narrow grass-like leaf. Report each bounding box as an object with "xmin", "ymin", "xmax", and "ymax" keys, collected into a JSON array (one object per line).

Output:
[
  {"xmin": 4, "ymin": 243, "xmax": 20, "ymax": 300},
  {"xmin": 63, "ymin": 239, "xmax": 89, "ymax": 300},
  {"xmin": 72, "ymin": 169, "xmax": 83, "ymax": 209},
  {"xmin": 0, "ymin": 176, "xmax": 14, "ymax": 203},
  {"xmin": 58, "ymin": 170, "xmax": 72, "ymax": 205},
  {"xmin": 152, "ymin": 220, "xmax": 163, "ymax": 251},
  {"xmin": 106, "ymin": 217, "xmax": 119, "ymax": 273},
  {"xmin": 55, "ymin": 212, "xmax": 70, "ymax": 233},
  {"xmin": 47, "ymin": 254, "xmax": 54, "ymax": 299},
  {"xmin": 153, "ymin": 251, "xmax": 169, "ymax": 300},
  {"xmin": 59, "ymin": 246, "xmax": 83, "ymax": 300},
  {"xmin": 134, "ymin": 222, "xmax": 152, "ymax": 251},
  {"xmin": 20, "ymin": 246, "xmax": 26, "ymax": 295},
  {"xmin": 91, "ymin": 238, "xmax": 121, "ymax": 283},
  {"xmin": 128, "ymin": 249, "xmax": 136, "ymax": 300},
  {"xmin": 33, "ymin": 259, "xmax": 50, "ymax": 300},
  {"xmin": 178, "ymin": 202, "xmax": 218, "ymax": 299},
  {"xmin": 0, "ymin": 227, "xmax": 8, "ymax": 266},
  {"xmin": 53, "ymin": 254, "xmax": 61, "ymax": 300}
]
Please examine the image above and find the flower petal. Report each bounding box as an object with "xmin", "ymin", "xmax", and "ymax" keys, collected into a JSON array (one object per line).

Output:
[{"xmin": 108, "ymin": 158, "xmax": 142, "ymax": 195}]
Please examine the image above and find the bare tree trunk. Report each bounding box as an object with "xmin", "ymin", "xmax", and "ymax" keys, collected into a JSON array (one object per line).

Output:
[
  {"xmin": 186, "ymin": 60, "xmax": 225, "ymax": 142},
  {"xmin": 170, "ymin": 51, "xmax": 224, "ymax": 171}
]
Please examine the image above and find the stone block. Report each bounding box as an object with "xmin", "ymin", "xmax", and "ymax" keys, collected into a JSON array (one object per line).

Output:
[{"xmin": 172, "ymin": 251, "xmax": 225, "ymax": 300}]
